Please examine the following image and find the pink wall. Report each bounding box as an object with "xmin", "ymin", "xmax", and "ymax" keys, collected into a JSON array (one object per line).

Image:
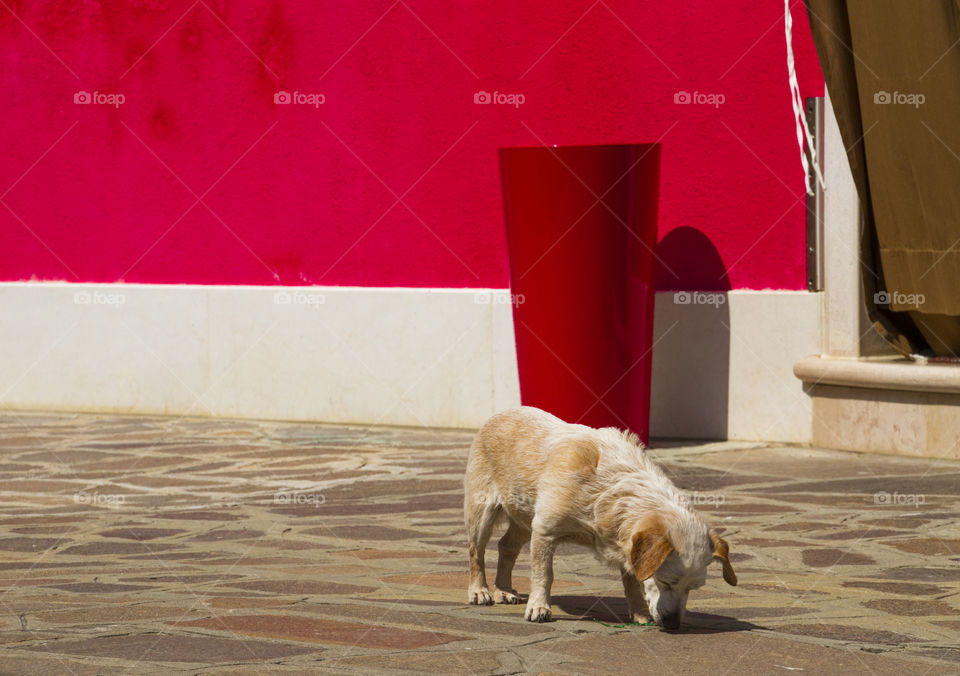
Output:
[{"xmin": 0, "ymin": 1, "xmax": 822, "ymax": 290}]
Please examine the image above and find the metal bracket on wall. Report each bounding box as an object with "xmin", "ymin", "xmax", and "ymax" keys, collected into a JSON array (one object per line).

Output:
[{"xmin": 805, "ymin": 96, "xmax": 824, "ymax": 292}]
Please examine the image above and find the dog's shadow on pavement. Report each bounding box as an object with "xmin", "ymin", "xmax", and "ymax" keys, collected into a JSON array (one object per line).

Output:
[{"xmin": 550, "ymin": 596, "xmax": 762, "ymax": 634}]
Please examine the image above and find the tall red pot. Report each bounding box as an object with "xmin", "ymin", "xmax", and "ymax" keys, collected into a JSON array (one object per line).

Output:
[{"xmin": 499, "ymin": 143, "xmax": 661, "ymax": 442}]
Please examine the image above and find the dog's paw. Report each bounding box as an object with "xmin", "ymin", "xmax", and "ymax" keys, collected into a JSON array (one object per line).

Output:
[
  {"xmin": 493, "ymin": 587, "xmax": 521, "ymax": 604},
  {"xmin": 524, "ymin": 602, "xmax": 552, "ymax": 623},
  {"xmin": 468, "ymin": 588, "xmax": 494, "ymax": 606}
]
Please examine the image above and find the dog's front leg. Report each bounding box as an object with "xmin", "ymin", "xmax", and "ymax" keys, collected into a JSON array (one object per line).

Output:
[
  {"xmin": 621, "ymin": 570, "xmax": 653, "ymax": 624},
  {"xmin": 524, "ymin": 530, "xmax": 554, "ymax": 622}
]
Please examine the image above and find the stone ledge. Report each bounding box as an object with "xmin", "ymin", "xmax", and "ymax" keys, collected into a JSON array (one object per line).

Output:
[
  {"xmin": 794, "ymin": 356, "xmax": 960, "ymax": 394},
  {"xmin": 794, "ymin": 357, "xmax": 960, "ymax": 458}
]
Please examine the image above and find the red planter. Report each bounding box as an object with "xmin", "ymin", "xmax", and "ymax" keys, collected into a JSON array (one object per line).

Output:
[{"xmin": 499, "ymin": 143, "xmax": 661, "ymax": 442}]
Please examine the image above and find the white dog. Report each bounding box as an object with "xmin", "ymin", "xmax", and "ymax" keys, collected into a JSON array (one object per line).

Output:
[{"xmin": 464, "ymin": 406, "xmax": 736, "ymax": 629}]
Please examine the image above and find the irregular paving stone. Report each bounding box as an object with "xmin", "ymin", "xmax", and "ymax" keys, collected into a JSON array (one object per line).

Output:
[
  {"xmin": 738, "ymin": 538, "xmax": 811, "ymax": 548},
  {"xmin": 0, "ymin": 561, "xmax": 108, "ymax": 571},
  {"xmin": 763, "ymin": 521, "xmax": 837, "ymax": 531},
  {"xmin": 737, "ymin": 583, "xmax": 829, "ymax": 596},
  {"xmin": 98, "ymin": 528, "xmax": 184, "ymax": 541},
  {"xmin": 339, "ymin": 650, "xmax": 504, "ymax": 674},
  {"xmin": 47, "ymin": 582, "xmax": 156, "ymax": 594},
  {"xmin": 225, "ymin": 580, "xmax": 375, "ymax": 595},
  {"xmin": 913, "ymin": 648, "xmax": 960, "ymax": 664},
  {"xmin": 861, "ymin": 517, "xmax": 932, "ymax": 528},
  {"xmin": 0, "ymin": 577, "xmax": 67, "ymax": 586},
  {"xmin": 334, "ymin": 549, "xmax": 455, "ymax": 560},
  {"xmin": 122, "ymin": 574, "xmax": 244, "ymax": 583},
  {"xmin": 863, "ymin": 598, "xmax": 960, "ymax": 616},
  {"xmin": 33, "ymin": 604, "xmax": 188, "ymax": 625},
  {"xmin": 0, "ymin": 515, "xmax": 87, "ymax": 526},
  {"xmin": 843, "ymin": 580, "xmax": 945, "ymax": 596},
  {"xmin": 32, "ymin": 633, "xmax": 316, "ymax": 662},
  {"xmin": 58, "ymin": 541, "xmax": 174, "ymax": 556},
  {"xmin": 546, "ymin": 627, "xmax": 951, "ymax": 676},
  {"xmin": 11, "ymin": 525, "xmax": 79, "ymax": 535},
  {"xmin": 752, "ymin": 473, "xmax": 960, "ymax": 496},
  {"xmin": 307, "ymin": 525, "xmax": 432, "ymax": 541},
  {"xmin": 0, "ymin": 537, "xmax": 64, "ymax": 552},
  {"xmin": 932, "ymin": 620, "xmax": 960, "ymax": 631},
  {"xmin": 814, "ymin": 529, "xmax": 906, "ymax": 540},
  {"xmin": 207, "ymin": 596, "xmax": 300, "ymax": 609},
  {"xmin": 801, "ymin": 548, "xmax": 876, "ymax": 567},
  {"xmin": 696, "ymin": 502, "xmax": 795, "ymax": 513},
  {"xmin": 191, "ymin": 529, "xmax": 266, "ymax": 542},
  {"xmin": 722, "ymin": 606, "xmax": 814, "ymax": 618},
  {"xmin": 881, "ymin": 538, "xmax": 960, "ymax": 556},
  {"xmin": 152, "ymin": 510, "xmax": 245, "ymax": 521},
  {"xmin": 325, "ymin": 604, "xmax": 552, "ymax": 636},
  {"xmin": 775, "ymin": 622, "xmax": 925, "ymax": 644},
  {"xmin": 880, "ymin": 567, "xmax": 960, "ymax": 582},
  {"xmin": 172, "ymin": 614, "xmax": 470, "ymax": 649}
]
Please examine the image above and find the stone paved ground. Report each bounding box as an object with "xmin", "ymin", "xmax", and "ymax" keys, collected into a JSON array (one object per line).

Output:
[{"xmin": 0, "ymin": 410, "xmax": 958, "ymax": 675}]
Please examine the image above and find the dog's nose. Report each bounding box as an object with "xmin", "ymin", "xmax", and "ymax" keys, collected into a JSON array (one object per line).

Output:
[{"xmin": 661, "ymin": 613, "xmax": 681, "ymax": 630}]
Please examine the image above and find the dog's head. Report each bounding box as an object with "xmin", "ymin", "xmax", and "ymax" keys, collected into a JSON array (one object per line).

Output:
[{"xmin": 630, "ymin": 515, "xmax": 737, "ymax": 630}]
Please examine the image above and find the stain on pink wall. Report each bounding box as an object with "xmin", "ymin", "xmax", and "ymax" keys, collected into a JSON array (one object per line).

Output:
[{"xmin": 0, "ymin": 1, "xmax": 822, "ymax": 290}]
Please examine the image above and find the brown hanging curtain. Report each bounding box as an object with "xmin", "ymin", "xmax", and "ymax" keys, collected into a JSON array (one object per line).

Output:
[{"xmin": 804, "ymin": 0, "xmax": 960, "ymax": 357}]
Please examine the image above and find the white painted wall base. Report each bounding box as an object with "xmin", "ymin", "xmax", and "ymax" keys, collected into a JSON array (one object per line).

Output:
[
  {"xmin": 0, "ymin": 283, "xmax": 820, "ymax": 441},
  {"xmin": 0, "ymin": 283, "xmax": 521, "ymax": 429},
  {"xmin": 650, "ymin": 290, "xmax": 821, "ymax": 443}
]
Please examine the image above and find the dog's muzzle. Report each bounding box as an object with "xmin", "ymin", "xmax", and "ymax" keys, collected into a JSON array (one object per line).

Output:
[{"xmin": 660, "ymin": 612, "xmax": 681, "ymax": 630}]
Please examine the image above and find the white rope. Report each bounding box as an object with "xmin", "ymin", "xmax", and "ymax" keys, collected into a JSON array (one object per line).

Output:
[{"xmin": 785, "ymin": 0, "xmax": 826, "ymax": 195}]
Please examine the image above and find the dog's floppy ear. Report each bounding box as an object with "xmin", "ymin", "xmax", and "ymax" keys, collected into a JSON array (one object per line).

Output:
[
  {"xmin": 631, "ymin": 514, "xmax": 673, "ymax": 580},
  {"xmin": 709, "ymin": 528, "xmax": 737, "ymax": 586}
]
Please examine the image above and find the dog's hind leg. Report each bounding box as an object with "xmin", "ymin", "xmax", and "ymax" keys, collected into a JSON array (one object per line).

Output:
[
  {"xmin": 465, "ymin": 495, "xmax": 499, "ymax": 606},
  {"xmin": 493, "ymin": 520, "xmax": 528, "ymax": 604}
]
